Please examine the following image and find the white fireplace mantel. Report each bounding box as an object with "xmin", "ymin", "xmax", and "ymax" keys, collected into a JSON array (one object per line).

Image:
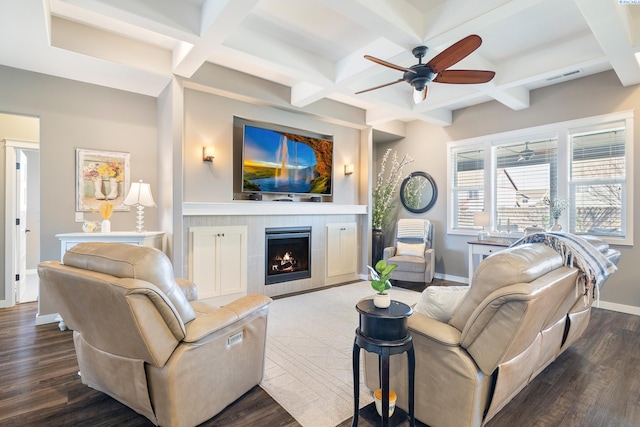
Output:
[{"xmin": 182, "ymin": 202, "xmax": 367, "ymax": 216}]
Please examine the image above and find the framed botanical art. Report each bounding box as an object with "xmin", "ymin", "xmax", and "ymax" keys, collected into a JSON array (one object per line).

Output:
[{"xmin": 76, "ymin": 149, "xmax": 130, "ymax": 211}]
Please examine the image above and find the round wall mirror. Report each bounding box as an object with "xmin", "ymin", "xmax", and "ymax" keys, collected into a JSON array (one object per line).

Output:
[{"xmin": 400, "ymin": 171, "xmax": 438, "ymax": 214}]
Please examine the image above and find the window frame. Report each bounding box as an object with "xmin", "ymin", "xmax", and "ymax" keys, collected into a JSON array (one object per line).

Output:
[{"xmin": 447, "ymin": 111, "xmax": 633, "ymax": 246}]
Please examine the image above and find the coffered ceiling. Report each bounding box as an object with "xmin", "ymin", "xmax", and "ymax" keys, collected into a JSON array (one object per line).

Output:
[{"xmin": 1, "ymin": 0, "xmax": 639, "ymax": 126}]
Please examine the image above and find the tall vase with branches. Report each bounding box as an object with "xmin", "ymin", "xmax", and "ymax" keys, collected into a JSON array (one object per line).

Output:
[
  {"xmin": 372, "ymin": 149, "xmax": 414, "ymax": 230},
  {"xmin": 371, "ymin": 149, "xmax": 413, "ymax": 264}
]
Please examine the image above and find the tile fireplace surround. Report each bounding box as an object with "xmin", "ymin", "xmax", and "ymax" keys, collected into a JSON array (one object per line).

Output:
[{"xmin": 183, "ymin": 202, "xmax": 367, "ymax": 297}]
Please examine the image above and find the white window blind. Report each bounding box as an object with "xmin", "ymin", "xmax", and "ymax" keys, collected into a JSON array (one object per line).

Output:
[
  {"xmin": 570, "ymin": 123, "xmax": 626, "ymax": 237},
  {"xmin": 451, "ymin": 147, "xmax": 484, "ymax": 229},
  {"xmin": 494, "ymin": 138, "xmax": 557, "ymax": 232}
]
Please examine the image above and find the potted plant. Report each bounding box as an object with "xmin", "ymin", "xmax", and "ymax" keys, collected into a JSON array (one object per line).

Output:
[
  {"xmin": 544, "ymin": 196, "xmax": 567, "ymax": 231},
  {"xmin": 367, "ymin": 259, "xmax": 398, "ymax": 308}
]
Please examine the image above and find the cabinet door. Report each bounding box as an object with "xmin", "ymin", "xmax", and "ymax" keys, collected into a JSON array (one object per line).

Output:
[
  {"xmin": 326, "ymin": 225, "xmax": 344, "ymax": 277},
  {"xmin": 217, "ymin": 229, "xmax": 246, "ymax": 296},
  {"xmin": 326, "ymin": 223, "xmax": 357, "ymax": 277},
  {"xmin": 339, "ymin": 225, "xmax": 357, "ymax": 275},
  {"xmin": 190, "ymin": 229, "xmax": 218, "ymax": 299},
  {"xmin": 189, "ymin": 226, "xmax": 247, "ymax": 301}
]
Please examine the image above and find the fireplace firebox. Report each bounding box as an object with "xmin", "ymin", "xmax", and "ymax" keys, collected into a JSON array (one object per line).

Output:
[{"xmin": 265, "ymin": 227, "xmax": 311, "ymax": 285}]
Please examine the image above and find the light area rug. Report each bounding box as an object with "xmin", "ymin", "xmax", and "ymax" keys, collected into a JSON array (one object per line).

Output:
[{"xmin": 260, "ymin": 281, "xmax": 421, "ymax": 427}]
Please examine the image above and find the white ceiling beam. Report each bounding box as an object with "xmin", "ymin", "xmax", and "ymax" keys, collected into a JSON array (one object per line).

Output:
[
  {"xmin": 335, "ymin": 37, "xmax": 407, "ymax": 84},
  {"xmin": 494, "ymin": 32, "xmax": 608, "ymax": 87},
  {"xmin": 422, "ymin": 0, "xmax": 547, "ymax": 46},
  {"xmin": 488, "ymin": 86, "xmax": 530, "ymax": 110},
  {"xmin": 573, "ymin": 0, "xmax": 640, "ymax": 86},
  {"xmin": 50, "ymin": 17, "xmax": 173, "ymax": 74},
  {"xmin": 321, "ymin": 0, "xmax": 423, "ymax": 49},
  {"xmin": 290, "ymin": 82, "xmax": 328, "ymax": 108},
  {"xmin": 53, "ymin": 0, "xmax": 201, "ymax": 42},
  {"xmin": 172, "ymin": 0, "xmax": 259, "ymax": 78}
]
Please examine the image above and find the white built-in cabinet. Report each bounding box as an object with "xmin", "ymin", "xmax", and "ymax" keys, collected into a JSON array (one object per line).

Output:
[
  {"xmin": 189, "ymin": 226, "xmax": 247, "ymax": 306},
  {"xmin": 326, "ymin": 222, "xmax": 358, "ymax": 284}
]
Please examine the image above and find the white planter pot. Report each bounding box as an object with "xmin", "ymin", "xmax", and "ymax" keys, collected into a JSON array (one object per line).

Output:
[{"xmin": 373, "ymin": 293, "xmax": 391, "ymax": 308}]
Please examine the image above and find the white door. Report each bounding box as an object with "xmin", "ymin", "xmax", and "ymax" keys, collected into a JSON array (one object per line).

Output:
[{"xmin": 15, "ymin": 150, "xmax": 27, "ymax": 302}]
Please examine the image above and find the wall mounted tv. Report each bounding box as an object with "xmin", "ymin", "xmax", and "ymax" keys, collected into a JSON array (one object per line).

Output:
[{"xmin": 236, "ymin": 117, "xmax": 333, "ymax": 197}]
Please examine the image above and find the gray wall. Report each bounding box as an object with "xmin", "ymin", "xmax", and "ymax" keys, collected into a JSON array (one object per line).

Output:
[
  {"xmin": 378, "ymin": 70, "xmax": 640, "ymax": 310},
  {"xmin": 183, "ymin": 88, "xmax": 362, "ymax": 205},
  {"xmin": 0, "ymin": 65, "xmax": 158, "ymax": 315}
]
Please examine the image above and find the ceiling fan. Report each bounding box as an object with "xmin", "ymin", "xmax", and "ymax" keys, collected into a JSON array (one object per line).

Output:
[
  {"xmin": 356, "ymin": 35, "xmax": 495, "ymax": 103},
  {"xmin": 518, "ymin": 142, "xmax": 535, "ymax": 162}
]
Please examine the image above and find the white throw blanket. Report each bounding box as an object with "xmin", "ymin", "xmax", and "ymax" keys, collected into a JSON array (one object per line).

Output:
[{"xmin": 510, "ymin": 232, "xmax": 617, "ymax": 305}]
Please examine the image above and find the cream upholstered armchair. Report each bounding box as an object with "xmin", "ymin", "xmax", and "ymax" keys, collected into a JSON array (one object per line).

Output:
[
  {"xmin": 383, "ymin": 218, "xmax": 435, "ymax": 283},
  {"xmin": 38, "ymin": 242, "xmax": 271, "ymax": 427}
]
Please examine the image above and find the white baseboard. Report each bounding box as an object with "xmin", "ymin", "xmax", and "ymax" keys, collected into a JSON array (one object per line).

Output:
[
  {"xmin": 434, "ymin": 272, "xmax": 468, "ymax": 284},
  {"xmin": 595, "ymin": 301, "xmax": 640, "ymax": 316}
]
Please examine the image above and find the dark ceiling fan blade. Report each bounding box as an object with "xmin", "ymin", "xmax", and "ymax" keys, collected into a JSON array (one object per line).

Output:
[
  {"xmin": 355, "ymin": 79, "xmax": 404, "ymax": 94},
  {"xmin": 426, "ymin": 34, "xmax": 482, "ymax": 73},
  {"xmin": 364, "ymin": 55, "xmax": 417, "ymax": 74},
  {"xmin": 434, "ymin": 70, "xmax": 496, "ymax": 84}
]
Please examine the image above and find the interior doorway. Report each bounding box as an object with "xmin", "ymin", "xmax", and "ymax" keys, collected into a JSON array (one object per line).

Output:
[
  {"xmin": 16, "ymin": 148, "xmax": 40, "ymax": 303},
  {"xmin": 2, "ymin": 113, "xmax": 40, "ymax": 309}
]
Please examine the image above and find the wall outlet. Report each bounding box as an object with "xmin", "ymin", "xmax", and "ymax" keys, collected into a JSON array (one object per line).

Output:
[{"xmin": 75, "ymin": 212, "xmax": 84, "ymax": 222}]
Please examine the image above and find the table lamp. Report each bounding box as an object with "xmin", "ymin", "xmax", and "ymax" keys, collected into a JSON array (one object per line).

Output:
[
  {"xmin": 124, "ymin": 180, "xmax": 156, "ymax": 232},
  {"xmin": 473, "ymin": 211, "xmax": 491, "ymax": 241}
]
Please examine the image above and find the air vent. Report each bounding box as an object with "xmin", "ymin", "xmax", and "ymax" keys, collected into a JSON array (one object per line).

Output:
[{"xmin": 546, "ymin": 69, "xmax": 582, "ymax": 81}]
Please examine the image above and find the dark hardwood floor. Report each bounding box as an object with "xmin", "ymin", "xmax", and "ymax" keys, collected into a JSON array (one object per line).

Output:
[{"xmin": 2, "ymin": 281, "xmax": 639, "ymax": 426}]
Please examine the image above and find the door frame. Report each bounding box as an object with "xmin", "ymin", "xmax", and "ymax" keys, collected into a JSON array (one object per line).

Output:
[{"xmin": 3, "ymin": 139, "xmax": 39, "ymax": 308}]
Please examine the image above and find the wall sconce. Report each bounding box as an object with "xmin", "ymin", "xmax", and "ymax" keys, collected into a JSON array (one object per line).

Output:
[
  {"xmin": 203, "ymin": 146, "xmax": 215, "ymax": 162},
  {"xmin": 344, "ymin": 164, "xmax": 354, "ymax": 176}
]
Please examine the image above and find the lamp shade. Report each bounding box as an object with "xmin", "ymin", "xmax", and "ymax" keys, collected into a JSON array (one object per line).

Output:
[
  {"xmin": 473, "ymin": 211, "xmax": 490, "ymax": 227},
  {"xmin": 124, "ymin": 181, "xmax": 156, "ymax": 207}
]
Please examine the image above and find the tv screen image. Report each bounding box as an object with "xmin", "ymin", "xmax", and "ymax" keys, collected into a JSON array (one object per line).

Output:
[{"xmin": 242, "ymin": 124, "xmax": 333, "ymax": 195}]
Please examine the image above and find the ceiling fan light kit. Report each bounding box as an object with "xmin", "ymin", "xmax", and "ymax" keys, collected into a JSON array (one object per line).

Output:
[{"xmin": 358, "ymin": 35, "xmax": 496, "ymax": 103}]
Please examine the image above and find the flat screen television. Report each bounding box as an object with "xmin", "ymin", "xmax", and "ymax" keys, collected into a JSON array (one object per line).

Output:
[{"xmin": 236, "ymin": 118, "xmax": 333, "ymax": 197}]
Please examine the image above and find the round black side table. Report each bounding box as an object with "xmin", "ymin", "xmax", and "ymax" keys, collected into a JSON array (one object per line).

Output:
[{"xmin": 352, "ymin": 299, "xmax": 415, "ymax": 427}]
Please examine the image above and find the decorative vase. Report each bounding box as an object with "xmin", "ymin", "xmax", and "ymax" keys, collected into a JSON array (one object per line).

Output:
[
  {"xmin": 372, "ymin": 228, "xmax": 384, "ymax": 266},
  {"xmin": 551, "ymin": 219, "xmax": 562, "ymax": 231},
  {"xmin": 373, "ymin": 292, "xmax": 390, "ymax": 308},
  {"xmin": 93, "ymin": 179, "xmax": 105, "ymax": 200},
  {"xmin": 101, "ymin": 219, "xmax": 111, "ymax": 233},
  {"xmin": 374, "ymin": 388, "xmax": 397, "ymax": 417},
  {"xmin": 106, "ymin": 177, "xmax": 118, "ymax": 200}
]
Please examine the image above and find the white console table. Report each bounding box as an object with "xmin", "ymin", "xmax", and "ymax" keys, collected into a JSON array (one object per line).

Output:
[
  {"xmin": 56, "ymin": 231, "xmax": 165, "ymax": 261},
  {"xmin": 467, "ymin": 240, "xmax": 511, "ymax": 285}
]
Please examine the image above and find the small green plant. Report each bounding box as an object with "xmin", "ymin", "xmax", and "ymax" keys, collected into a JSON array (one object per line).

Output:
[{"xmin": 367, "ymin": 260, "xmax": 398, "ymax": 295}]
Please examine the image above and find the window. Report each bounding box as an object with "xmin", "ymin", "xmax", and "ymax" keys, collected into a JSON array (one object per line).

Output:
[
  {"xmin": 449, "ymin": 146, "xmax": 484, "ymax": 230},
  {"xmin": 569, "ymin": 123, "xmax": 626, "ymax": 237},
  {"xmin": 494, "ymin": 137, "xmax": 557, "ymax": 232},
  {"xmin": 447, "ymin": 111, "xmax": 633, "ymax": 245}
]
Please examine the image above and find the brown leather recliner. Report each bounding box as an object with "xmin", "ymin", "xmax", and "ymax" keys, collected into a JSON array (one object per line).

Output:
[
  {"xmin": 38, "ymin": 242, "xmax": 271, "ymax": 427},
  {"xmin": 365, "ymin": 239, "xmax": 619, "ymax": 427}
]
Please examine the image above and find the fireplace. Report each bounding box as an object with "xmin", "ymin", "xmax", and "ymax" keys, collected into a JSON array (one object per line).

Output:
[{"xmin": 265, "ymin": 227, "xmax": 311, "ymax": 285}]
